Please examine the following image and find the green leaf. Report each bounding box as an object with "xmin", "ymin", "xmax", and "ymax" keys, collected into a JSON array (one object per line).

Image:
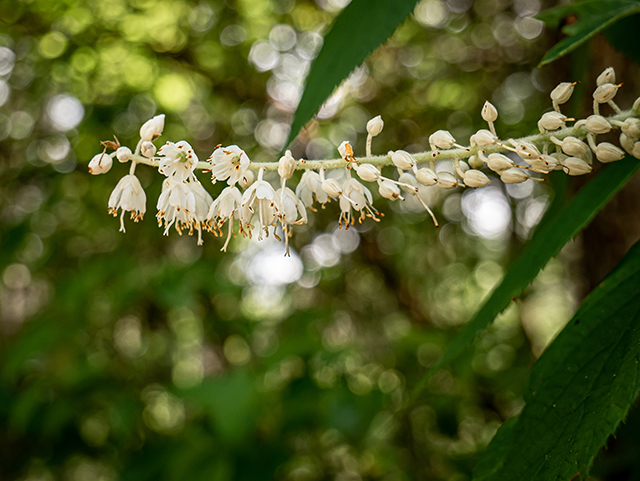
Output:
[
  {"xmin": 474, "ymin": 238, "xmax": 640, "ymax": 481},
  {"xmin": 284, "ymin": 0, "xmax": 419, "ymax": 149},
  {"xmin": 405, "ymin": 157, "xmax": 640, "ymax": 407},
  {"xmin": 537, "ymin": 0, "xmax": 640, "ymax": 67}
]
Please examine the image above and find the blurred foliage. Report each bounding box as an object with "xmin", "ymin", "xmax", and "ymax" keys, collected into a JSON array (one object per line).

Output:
[{"xmin": 1, "ymin": 0, "xmax": 640, "ymax": 480}]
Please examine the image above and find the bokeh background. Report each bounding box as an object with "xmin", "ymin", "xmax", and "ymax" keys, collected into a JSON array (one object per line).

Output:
[{"xmin": 2, "ymin": 0, "xmax": 640, "ymax": 479}]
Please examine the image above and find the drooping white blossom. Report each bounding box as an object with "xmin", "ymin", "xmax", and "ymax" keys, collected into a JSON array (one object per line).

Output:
[
  {"xmin": 108, "ymin": 174, "xmax": 146, "ymax": 232},
  {"xmin": 209, "ymin": 145, "xmax": 251, "ymax": 186}
]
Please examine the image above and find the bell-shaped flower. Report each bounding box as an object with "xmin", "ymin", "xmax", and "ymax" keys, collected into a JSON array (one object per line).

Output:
[
  {"xmin": 108, "ymin": 174, "xmax": 146, "ymax": 232},
  {"xmin": 277, "ymin": 187, "xmax": 308, "ymax": 256},
  {"xmin": 207, "ymin": 186, "xmax": 244, "ymax": 251},
  {"xmin": 156, "ymin": 178, "xmax": 196, "ymax": 236},
  {"xmin": 338, "ymin": 178, "xmax": 379, "ymax": 228},
  {"xmin": 188, "ymin": 179, "xmax": 214, "ymax": 245},
  {"xmin": 209, "ymin": 145, "xmax": 251, "ymax": 186},
  {"xmin": 89, "ymin": 152, "xmax": 113, "ymax": 175},
  {"xmin": 296, "ymin": 171, "xmax": 328, "ymax": 210},
  {"xmin": 158, "ymin": 141, "xmax": 199, "ymax": 181},
  {"xmin": 241, "ymin": 168, "xmax": 280, "ymax": 240}
]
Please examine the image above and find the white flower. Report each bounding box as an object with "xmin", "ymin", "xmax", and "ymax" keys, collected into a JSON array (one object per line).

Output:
[
  {"xmin": 158, "ymin": 141, "xmax": 199, "ymax": 181},
  {"xmin": 621, "ymin": 118, "xmax": 640, "ymax": 138},
  {"xmin": 156, "ymin": 178, "xmax": 196, "ymax": 236},
  {"xmin": 389, "ymin": 150, "xmax": 416, "ymax": 170},
  {"xmin": 481, "ymin": 101, "xmax": 498, "ymax": 122},
  {"xmin": 583, "ymin": 115, "xmax": 612, "ymax": 134},
  {"xmin": 415, "ymin": 167, "xmax": 438, "ymax": 186},
  {"xmin": 436, "ymin": 172, "xmax": 458, "ymax": 189},
  {"xmin": 538, "ymin": 111, "xmax": 569, "ymax": 132},
  {"xmin": 295, "ymin": 171, "xmax": 328, "ymax": 209},
  {"xmin": 277, "ymin": 187, "xmax": 308, "ymax": 255},
  {"xmin": 241, "ymin": 168, "xmax": 279, "ymax": 240},
  {"xmin": 511, "ymin": 140, "xmax": 542, "ymax": 160},
  {"xmin": 321, "ymin": 178, "xmax": 343, "ymax": 198},
  {"xmin": 108, "ymin": 174, "xmax": 146, "ymax": 232},
  {"xmin": 89, "ymin": 152, "xmax": 113, "ymax": 175},
  {"xmin": 378, "ymin": 179, "xmax": 402, "ymax": 200},
  {"xmin": 141, "ymin": 140, "xmax": 157, "ymax": 158},
  {"xmin": 209, "ymin": 145, "xmax": 251, "ymax": 186},
  {"xmin": 597, "ymin": 67, "xmax": 615, "ymax": 86},
  {"xmin": 355, "ymin": 163, "xmax": 381, "ymax": 183},
  {"xmin": 140, "ymin": 114, "xmax": 165, "ymax": 142},
  {"xmin": 338, "ymin": 178, "xmax": 380, "ymax": 228},
  {"xmin": 116, "ymin": 146, "xmax": 132, "ymax": 163},
  {"xmin": 206, "ymin": 186, "xmax": 244, "ymax": 251},
  {"xmin": 500, "ymin": 167, "xmax": 529, "ymax": 184},
  {"xmin": 429, "ymin": 130, "xmax": 457, "ymax": 150},
  {"xmin": 593, "ymin": 83, "xmax": 621, "ymax": 104},
  {"xmin": 239, "ymin": 170, "xmax": 255, "ymax": 190},
  {"xmin": 366, "ymin": 115, "xmax": 384, "ymax": 136},
  {"xmin": 278, "ymin": 150, "xmax": 296, "ymax": 180},
  {"xmin": 595, "ymin": 142, "xmax": 625, "ymax": 163},
  {"xmin": 470, "ymin": 129, "xmax": 497, "ymax": 147},
  {"xmin": 463, "ymin": 169, "xmax": 490, "ymax": 188},
  {"xmin": 551, "ymin": 136, "xmax": 588, "ymax": 157},
  {"xmin": 484, "ymin": 153, "xmax": 513, "ymax": 172},
  {"xmin": 561, "ymin": 157, "xmax": 593, "ymax": 176},
  {"xmin": 338, "ymin": 141, "xmax": 355, "ymax": 161},
  {"xmin": 188, "ymin": 179, "xmax": 214, "ymax": 245},
  {"xmin": 550, "ymin": 82, "xmax": 576, "ymax": 105}
]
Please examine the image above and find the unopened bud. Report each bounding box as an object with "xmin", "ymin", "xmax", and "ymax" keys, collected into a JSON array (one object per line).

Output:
[
  {"xmin": 468, "ymin": 155, "xmax": 484, "ymax": 169},
  {"xmin": 239, "ymin": 169, "xmax": 255, "ymax": 189},
  {"xmin": 596, "ymin": 67, "xmax": 615, "ymax": 86},
  {"xmin": 513, "ymin": 140, "xmax": 542, "ymax": 160},
  {"xmin": 436, "ymin": 171, "xmax": 458, "ymax": 189},
  {"xmin": 562, "ymin": 157, "xmax": 592, "ymax": 176},
  {"xmin": 556, "ymin": 136, "xmax": 588, "ymax": 157},
  {"xmin": 500, "ymin": 167, "xmax": 529, "ymax": 184},
  {"xmin": 633, "ymin": 97, "xmax": 640, "ymax": 111},
  {"xmin": 464, "ymin": 169, "xmax": 490, "ymax": 188},
  {"xmin": 620, "ymin": 133, "xmax": 635, "ymax": 154},
  {"xmin": 321, "ymin": 178, "xmax": 342, "ymax": 198},
  {"xmin": 278, "ymin": 150, "xmax": 296, "ymax": 180},
  {"xmin": 585, "ymin": 115, "xmax": 611, "ymax": 134},
  {"xmin": 595, "ymin": 142, "xmax": 625, "ymax": 163},
  {"xmin": 550, "ymin": 82, "xmax": 576, "ymax": 104},
  {"xmin": 398, "ymin": 172, "xmax": 419, "ymax": 194},
  {"xmin": 633, "ymin": 142, "xmax": 640, "ymax": 159},
  {"xmin": 355, "ymin": 163, "xmax": 381, "ymax": 182},
  {"xmin": 593, "ymin": 83, "xmax": 621, "ymax": 104},
  {"xmin": 88, "ymin": 152, "xmax": 113, "ymax": 175},
  {"xmin": 429, "ymin": 130, "xmax": 456, "ymax": 150},
  {"xmin": 486, "ymin": 153, "xmax": 513, "ymax": 172},
  {"xmin": 141, "ymin": 141, "xmax": 157, "ymax": 158},
  {"xmin": 481, "ymin": 101, "xmax": 498, "ymax": 123},
  {"xmin": 139, "ymin": 114, "xmax": 165, "ymax": 142},
  {"xmin": 470, "ymin": 129, "xmax": 497, "ymax": 147},
  {"xmin": 116, "ymin": 146, "xmax": 132, "ymax": 163},
  {"xmin": 416, "ymin": 167, "xmax": 437, "ymax": 186},
  {"xmin": 622, "ymin": 118, "xmax": 640, "ymax": 138},
  {"xmin": 538, "ymin": 111, "xmax": 568, "ymax": 132},
  {"xmin": 379, "ymin": 179, "xmax": 401, "ymax": 200},
  {"xmin": 389, "ymin": 150, "xmax": 415, "ymax": 170},
  {"xmin": 366, "ymin": 115, "xmax": 384, "ymax": 137}
]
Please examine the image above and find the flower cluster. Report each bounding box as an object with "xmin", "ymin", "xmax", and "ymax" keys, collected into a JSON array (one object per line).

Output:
[{"xmin": 89, "ymin": 68, "xmax": 640, "ymax": 255}]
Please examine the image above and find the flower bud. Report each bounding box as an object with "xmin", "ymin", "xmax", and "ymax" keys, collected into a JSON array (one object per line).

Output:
[
  {"xmin": 398, "ymin": 172, "xmax": 419, "ymax": 194},
  {"xmin": 622, "ymin": 118, "xmax": 640, "ymax": 139},
  {"xmin": 429, "ymin": 130, "xmax": 456, "ymax": 150},
  {"xmin": 239, "ymin": 169, "xmax": 255, "ymax": 189},
  {"xmin": 513, "ymin": 140, "xmax": 542, "ymax": 160},
  {"xmin": 486, "ymin": 153, "xmax": 513, "ymax": 172},
  {"xmin": 538, "ymin": 111, "xmax": 568, "ymax": 132},
  {"xmin": 595, "ymin": 142, "xmax": 625, "ymax": 163},
  {"xmin": 436, "ymin": 171, "xmax": 458, "ymax": 189},
  {"xmin": 278, "ymin": 150, "xmax": 296, "ymax": 180},
  {"xmin": 633, "ymin": 142, "xmax": 640, "ymax": 159},
  {"xmin": 481, "ymin": 101, "xmax": 498, "ymax": 122},
  {"xmin": 500, "ymin": 167, "xmax": 528, "ymax": 184},
  {"xmin": 468, "ymin": 155, "xmax": 484, "ymax": 169},
  {"xmin": 562, "ymin": 157, "xmax": 592, "ymax": 176},
  {"xmin": 633, "ymin": 97, "xmax": 640, "ymax": 111},
  {"xmin": 463, "ymin": 169, "xmax": 490, "ymax": 188},
  {"xmin": 366, "ymin": 115, "xmax": 384, "ymax": 137},
  {"xmin": 585, "ymin": 115, "xmax": 611, "ymax": 134},
  {"xmin": 338, "ymin": 141, "xmax": 354, "ymax": 160},
  {"xmin": 552, "ymin": 136, "xmax": 588, "ymax": 157},
  {"xmin": 321, "ymin": 178, "xmax": 342, "ymax": 198},
  {"xmin": 389, "ymin": 150, "xmax": 415, "ymax": 170},
  {"xmin": 379, "ymin": 179, "xmax": 401, "ymax": 200},
  {"xmin": 88, "ymin": 152, "xmax": 113, "ymax": 175},
  {"xmin": 139, "ymin": 114, "xmax": 165, "ymax": 141},
  {"xmin": 416, "ymin": 167, "xmax": 437, "ymax": 186},
  {"xmin": 620, "ymin": 133, "xmax": 635, "ymax": 154},
  {"xmin": 116, "ymin": 146, "xmax": 132, "ymax": 163},
  {"xmin": 550, "ymin": 82, "xmax": 576, "ymax": 104},
  {"xmin": 470, "ymin": 129, "xmax": 497, "ymax": 147},
  {"xmin": 355, "ymin": 163, "xmax": 381, "ymax": 182},
  {"xmin": 596, "ymin": 67, "xmax": 615, "ymax": 86},
  {"xmin": 457, "ymin": 160, "xmax": 470, "ymax": 175},
  {"xmin": 141, "ymin": 140, "xmax": 157, "ymax": 158},
  {"xmin": 593, "ymin": 83, "xmax": 621, "ymax": 104}
]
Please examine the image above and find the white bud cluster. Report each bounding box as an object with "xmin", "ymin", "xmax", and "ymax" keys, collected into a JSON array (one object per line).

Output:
[{"xmin": 89, "ymin": 67, "xmax": 639, "ymax": 255}]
